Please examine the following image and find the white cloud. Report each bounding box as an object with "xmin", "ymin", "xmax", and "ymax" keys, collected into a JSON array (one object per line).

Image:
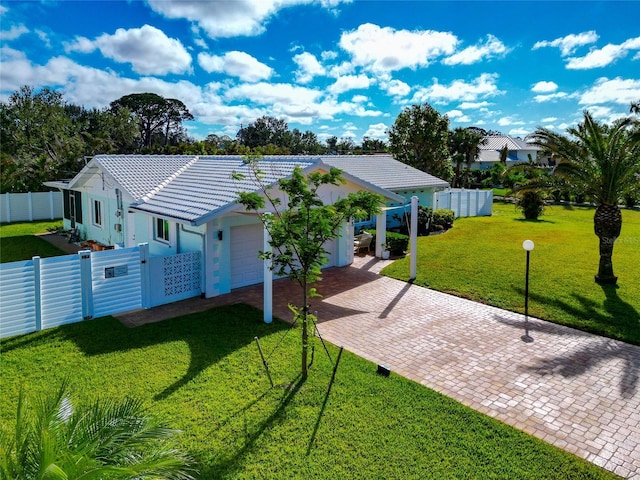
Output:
[
  {"xmin": 328, "ymin": 74, "xmax": 372, "ymax": 95},
  {"xmin": 321, "ymin": 50, "xmax": 338, "ymax": 61},
  {"xmin": 498, "ymin": 116, "xmax": 525, "ymax": 126},
  {"xmin": 531, "ymin": 81, "xmax": 558, "ymax": 93},
  {"xmin": 533, "ymin": 92, "xmax": 570, "ymax": 103},
  {"xmin": 147, "ymin": 0, "xmax": 352, "ymax": 39},
  {"xmin": 0, "ymin": 52, "xmax": 202, "ymax": 107},
  {"xmin": 343, "ymin": 121, "xmax": 358, "ymax": 130},
  {"xmin": 0, "ymin": 5, "xmax": 7, "ymax": 15},
  {"xmin": 65, "ymin": 36, "xmax": 95, "ymax": 53},
  {"xmin": 293, "ymin": 52, "xmax": 325, "ymax": 83},
  {"xmin": 363, "ymin": 122, "xmax": 389, "ymax": 139},
  {"xmin": 533, "ymin": 30, "xmax": 598, "ymax": 56},
  {"xmin": 67, "ymin": 25, "xmax": 191, "ymax": 75},
  {"xmin": 458, "ymin": 101, "xmax": 490, "ymax": 109},
  {"xmin": 351, "ymin": 94, "xmax": 368, "ymax": 103},
  {"xmin": 443, "ymin": 34, "xmax": 509, "ymax": 66},
  {"xmin": 566, "ymin": 44, "xmax": 627, "ymax": 69},
  {"xmin": 380, "ymin": 77, "xmax": 411, "ymax": 98},
  {"xmin": 508, "ymin": 128, "xmax": 529, "ymax": 136},
  {"xmin": 446, "ymin": 109, "xmax": 471, "ymax": 122},
  {"xmin": 35, "ymin": 29, "xmax": 51, "ymax": 48},
  {"xmin": 412, "ymin": 73, "xmax": 503, "ymax": 104},
  {"xmin": 339, "ymin": 23, "xmax": 458, "ymax": 73},
  {"xmin": 327, "ymin": 61, "xmax": 354, "ymax": 77},
  {"xmin": 542, "ymin": 117, "xmax": 557, "ymax": 122},
  {"xmin": 0, "ymin": 24, "xmax": 28, "ymax": 41},
  {"xmin": 565, "ymin": 36, "xmax": 640, "ymax": 69},
  {"xmin": 198, "ymin": 51, "xmax": 272, "ymax": 82},
  {"xmin": 579, "ymin": 77, "xmax": 640, "ymax": 105}
]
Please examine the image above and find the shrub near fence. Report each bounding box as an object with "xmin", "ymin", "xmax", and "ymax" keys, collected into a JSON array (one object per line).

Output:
[{"xmin": 0, "ymin": 192, "xmax": 63, "ymax": 223}]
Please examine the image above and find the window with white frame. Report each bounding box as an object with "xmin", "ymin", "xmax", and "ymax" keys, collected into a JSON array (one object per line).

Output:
[
  {"xmin": 92, "ymin": 199, "xmax": 104, "ymax": 227},
  {"xmin": 155, "ymin": 217, "xmax": 170, "ymax": 243}
]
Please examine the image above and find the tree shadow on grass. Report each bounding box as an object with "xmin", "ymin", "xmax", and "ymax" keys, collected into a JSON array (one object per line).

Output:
[
  {"xmin": 501, "ymin": 284, "xmax": 640, "ymax": 398},
  {"xmin": 209, "ymin": 375, "xmax": 304, "ymax": 479},
  {"xmin": 53, "ymin": 303, "xmax": 290, "ymax": 400}
]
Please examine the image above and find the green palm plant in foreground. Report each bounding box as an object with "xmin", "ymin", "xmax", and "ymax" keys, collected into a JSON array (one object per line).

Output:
[
  {"xmin": 531, "ymin": 111, "xmax": 640, "ymax": 285},
  {"xmin": 0, "ymin": 381, "xmax": 195, "ymax": 480}
]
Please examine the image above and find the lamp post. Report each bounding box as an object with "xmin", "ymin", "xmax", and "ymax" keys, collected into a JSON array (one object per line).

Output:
[{"xmin": 521, "ymin": 239, "xmax": 534, "ymax": 343}]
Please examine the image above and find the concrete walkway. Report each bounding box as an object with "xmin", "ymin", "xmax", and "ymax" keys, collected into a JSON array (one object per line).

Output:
[{"xmin": 117, "ymin": 254, "xmax": 640, "ymax": 478}]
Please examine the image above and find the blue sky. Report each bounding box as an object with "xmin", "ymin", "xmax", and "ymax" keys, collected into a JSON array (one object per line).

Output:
[{"xmin": 1, "ymin": 1, "xmax": 639, "ymax": 143}]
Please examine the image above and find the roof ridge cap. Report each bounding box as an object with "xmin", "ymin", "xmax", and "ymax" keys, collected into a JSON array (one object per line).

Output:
[{"xmin": 141, "ymin": 156, "xmax": 199, "ymax": 202}]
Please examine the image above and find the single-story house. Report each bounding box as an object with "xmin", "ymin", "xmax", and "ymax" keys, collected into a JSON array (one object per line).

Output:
[
  {"xmin": 323, "ymin": 154, "xmax": 450, "ymax": 230},
  {"xmin": 44, "ymin": 155, "xmax": 404, "ymax": 298},
  {"xmin": 475, "ymin": 135, "xmax": 547, "ymax": 170}
]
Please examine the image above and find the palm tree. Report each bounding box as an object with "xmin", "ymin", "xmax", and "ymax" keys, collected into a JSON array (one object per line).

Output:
[
  {"xmin": 0, "ymin": 381, "xmax": 195, "ymax": 480},
  {"xmin": 531, "ymin": 111, "xmax": 640, "ymax": 285}
]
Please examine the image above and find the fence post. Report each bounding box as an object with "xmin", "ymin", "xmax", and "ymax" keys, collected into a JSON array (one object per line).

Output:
[
  {"xmin": 410, "ymin": 196, "xmax": 418, "ymax": 281},
  {"xmin": 139, "ymin": 243, "xmax": 151, "ymax": 309},
  {"xmin": 49, "ymin": 191, "xmax": 55, "ymax": 219},
  {"xmin": 33, "ymin": 256, "xmax": 42, "ymax": 332},
  {"xmin": 263, "ymin": 214, "xmax": 273, "ymax": 324},
  {"xmin": 5, "ymin": 192, "xmax": 11, "ymax": 223},
  {"xmin": 79, "ymin": 250, "xmax": 93, "ymax": 319},
  {"xmin": 28, "ymin": 192, "xmax": 34, "ymax": 221}
]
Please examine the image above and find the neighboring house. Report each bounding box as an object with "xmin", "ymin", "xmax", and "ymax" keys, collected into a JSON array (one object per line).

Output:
[
  {"xmin": 475, "ymin": 135, "xmax": 547, "ymax": 170},
  {"xmin": 44, "ymin": 155, "xmax": 403, "ymax": 298},
  {"xmin": 323, "ymin": 154, "xmax": 450, "ymax": 230}
]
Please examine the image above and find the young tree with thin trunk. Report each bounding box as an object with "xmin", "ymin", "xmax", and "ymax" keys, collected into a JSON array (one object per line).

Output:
[{"xmin": 234, "ymin": 156, "xmax": 382, "ymax": 379}]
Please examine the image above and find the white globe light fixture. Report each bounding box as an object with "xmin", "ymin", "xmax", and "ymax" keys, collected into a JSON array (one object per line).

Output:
[{"xmin": 522, "ymin": 239, "xmax": 535, "ymax": 251}]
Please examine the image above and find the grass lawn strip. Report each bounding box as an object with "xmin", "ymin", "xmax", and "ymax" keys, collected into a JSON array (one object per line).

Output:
[
  {"xmin": 0, "ymin": 220, "xmax": 64, "ymax": 263},
  {"xmin": 383, "ymin": 203, "xmax": 640, "ymax": 345},
  {"xmin": 0, "ymin": 307, "xmax": 617, "ymax": 479}
]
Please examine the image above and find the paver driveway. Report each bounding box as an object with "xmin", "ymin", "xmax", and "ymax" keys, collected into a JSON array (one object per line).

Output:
[{"xmin": 118, "ymin": 255, "xmax": 640, "ymax": 479}]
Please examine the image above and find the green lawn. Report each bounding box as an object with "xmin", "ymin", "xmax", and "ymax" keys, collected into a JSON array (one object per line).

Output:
[
  {"xmin": 384, "ymin": 202, "xmax": 640, "ymax": 344},
  {"xmin": 0, "ymin": 220, "xmax": 64, "ymax": 263},
  {"xmin": 0, "ymin": 306, "xmax": 616, "ymax": 479}
]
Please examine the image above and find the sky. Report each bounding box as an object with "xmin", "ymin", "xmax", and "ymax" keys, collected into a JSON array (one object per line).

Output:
[{"xmin": 1, "ymin": 1, "xmax": 639, "ymax": 143}]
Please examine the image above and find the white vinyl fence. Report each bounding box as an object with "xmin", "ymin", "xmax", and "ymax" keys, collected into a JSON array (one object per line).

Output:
[
  {"xmin": 434, "ymin": 188, "xmax": 493, "ymax": 217},
  {"xmin": 0, "ymin": 245, "xmax": 202, "ymax": 339},
  {"xmin": 1, "ymin": 192, "xmax": 63, "ymax": 223}
]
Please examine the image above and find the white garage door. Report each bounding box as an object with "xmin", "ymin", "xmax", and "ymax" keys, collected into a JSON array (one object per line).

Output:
[
  {"xmin": 230, "ymin": 223, "xmax": 339, "ymax": 290},
  {"xmin": 230, "ymin": 223, "xmax": 264, "ymax": 289}
]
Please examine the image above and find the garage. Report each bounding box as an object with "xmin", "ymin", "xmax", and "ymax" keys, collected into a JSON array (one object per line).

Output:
[
  {"xmin": 230, "ymin": 223, "xmax": 264, "ymax": 289},
  {"xmin": 230, "ymin": 222, "xmax": 338, "ymax": 290}
]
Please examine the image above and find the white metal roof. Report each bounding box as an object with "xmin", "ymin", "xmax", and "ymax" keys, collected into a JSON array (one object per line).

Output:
[
  {"xmin": 480, "ymin": 135, "xmax": 541, "ymax": 152},
  {"xmin": 322, "ymin": 155, "xmax": 449, "ymax": 190},
  {"xmin": 68, "ymin": 155, "xmax": 403, "ymax": 225}
]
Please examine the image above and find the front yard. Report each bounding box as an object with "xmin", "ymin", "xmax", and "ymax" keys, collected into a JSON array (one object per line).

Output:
[
  {"xmin": 0, "ymin": 306, "xmax": 615, "ymax": 479},
  {"xmin": 384, "ymin": 202, "xmax": 640, "ymax": 344}
]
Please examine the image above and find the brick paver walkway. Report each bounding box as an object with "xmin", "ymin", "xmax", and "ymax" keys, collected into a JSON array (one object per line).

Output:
[{"xmin": 117, "ymin": 254, "xmax": 640, "ymax": 478}]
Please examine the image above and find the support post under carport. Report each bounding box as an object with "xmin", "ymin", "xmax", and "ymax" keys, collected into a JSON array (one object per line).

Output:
[
  {"xmin": 375, "ymin": 212, "xmax": 387, "ymax": 258},
  {"xmin": 263, "ymin": 214, "xmax": 273, "ymax": 324},
  {"xmin": 410, "ymin": 196, "xmax": 418, "ymax": 281}
]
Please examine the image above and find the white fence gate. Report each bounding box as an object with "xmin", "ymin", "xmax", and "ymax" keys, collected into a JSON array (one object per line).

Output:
[
  {"xmin": 149, "ymin": 251, "xmax": 201, "ymax": 308},
  {"xmin": 434, "ymin": 188, "xmax": 493, "ymax": 217},
  {"xmin": 0, "ymin": 245, "xmax": 202, "ymax": 339},
  {"xmin": 1, "ymin": 192, "xmax": 63, "ymax": 223}
]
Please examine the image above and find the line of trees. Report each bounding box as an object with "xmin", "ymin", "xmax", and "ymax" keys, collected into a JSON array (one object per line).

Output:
[{"xmin": 0, "ymin": 86, "xmax": 196, "ymax": 192}]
